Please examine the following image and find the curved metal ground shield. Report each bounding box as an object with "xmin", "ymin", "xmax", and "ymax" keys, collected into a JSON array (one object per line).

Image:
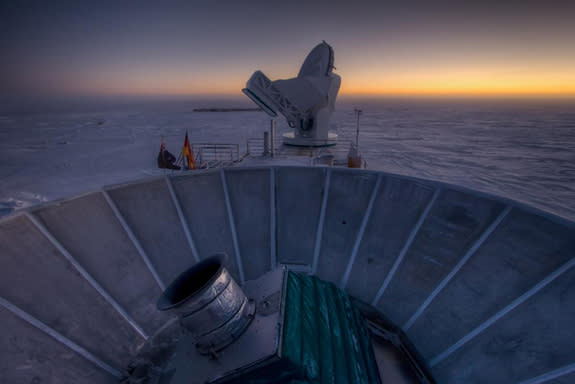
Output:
[{"xmin": 1, "ymin": 167, "xmax": 574, "ymax": 383}]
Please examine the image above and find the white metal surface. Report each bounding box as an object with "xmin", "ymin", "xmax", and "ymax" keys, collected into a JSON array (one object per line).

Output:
[{"xmin": 243, "ymin": 42, "xmax": 341, "ymax": 146}]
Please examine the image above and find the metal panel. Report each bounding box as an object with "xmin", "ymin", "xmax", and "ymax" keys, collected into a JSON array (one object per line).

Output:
[
  {"xmin": 107, "ymin": 179, "xmax": 196, "ymax": 284},
  {"xmin": 0, "ymin": 215, "xmax": 143, "ymax": 369},
  {"xmin": 409, "ymin": 209, "xmax": 575, "ymax": 361},
  {"xmin": 170, "ymin": 172, "xmax": 241, "ymax": 280},
  {"xmin": 103, "ymin": 191, "xmax": 165, "ymax": 290},
  {"xmin": 224, "ymin": 168, "xmax": 271, "ymax": 281},
  {"xmin": 166, "ymin": 176, "xmax": 200, "ymax": 262},
  {"xmin": 315, "ymin": 170, "xmax": 378, "ymax": 284},
  {"xmin": 521, "ymin": 363, "xmax": 575, "ymax": 384},
  {"xmin": 220, "ymin": 169, "xmax": 246, "ymax": 283},
  {"xmin": 270, "ymin": 168, "xmax": 277, "ymax": 269},
  {"xmin": 376, "ymin": 189, "xmax": 505, "ymax": 325},
  {"xmin": 402, "ymin": 206, "xmax": 512, "ymax": 331},
  {"xmin": 346, "ymin": 177, "xmax": 435, "ymax": 303},
  {"xmin": 340, "ymin": 174, "xmax": 383, "ymax": 288},
  {"xmin": 372, "ymin": 188, "xmax": 440, "ymax": 306},
  {"xmin": 276, "ymin": 167, "xmax": 328, "ymax": 266},
  {"xmin": 26, "ymin": 212, "xmax": 148, "ymax": 340},
  {"xmin": 0, "ymin": 305, "xmax": 117, "ymax": 384},
  {"xmin": 311, "ymin": 169, "xmax": 331, "ymax": 274},
  {"xmin": 431, "ymin": 260, "xmax": 575, "ymax": 384},
  {"xmin": 33, "ymin": 193, "xmax": 168, "ymax": 334},
  {"xmin": 0, "ymin": 296, "xmax": 122, "ymax": 378},
  {"xmin": 548, "ymin": 372, "xmax": 575, "ymax": 384}
]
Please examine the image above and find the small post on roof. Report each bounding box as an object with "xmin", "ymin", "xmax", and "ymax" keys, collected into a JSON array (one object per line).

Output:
[
  {"xmin": 263, "ymin": 131, "xmax": 270, "ymax": 156},
  {"xmin": 270, "ymin": 119, "xmax": 276, "ymax": 157},
  {"xmin": 348, "ymin": 108, "xmax": 363, "ymax": 168},
  {"xmin": 354, "ymin": 108, "xmax": 362, "ymax": 150}
]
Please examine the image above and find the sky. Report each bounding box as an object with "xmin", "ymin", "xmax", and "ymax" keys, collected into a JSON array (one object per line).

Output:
[{"xmin": 1, "ymin": 0, "xmax": 574, "ymax": 98}]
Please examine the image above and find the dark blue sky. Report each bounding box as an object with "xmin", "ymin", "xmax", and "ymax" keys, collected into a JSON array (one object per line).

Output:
[{"xmin": 1, "ymin": 0, "xmax": 574, "ymax": 97}]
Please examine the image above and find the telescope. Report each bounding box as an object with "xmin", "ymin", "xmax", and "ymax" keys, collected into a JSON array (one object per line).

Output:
[{"xmin": 243, "ymin": 41, "xmax": 341, "ymax": 146}]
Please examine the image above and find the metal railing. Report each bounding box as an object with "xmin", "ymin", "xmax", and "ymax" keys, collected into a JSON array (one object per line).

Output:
[
  {"xmin": 190, "ymin": 143, "xmax": 241, "ymax": 168},
  {"xmin": 246, "ymin": 136, "xmax": 359, "ymax": 167},
  {"xmin": 246, "ymin": 137, "xmax": 283, "ymax": 156},
  {"xmin": 180, "ymin": 134, "xmax": 364, "ymax": 170}
]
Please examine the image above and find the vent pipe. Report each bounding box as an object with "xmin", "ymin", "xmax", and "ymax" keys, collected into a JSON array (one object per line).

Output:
[{"xmin": 157, "ymin": 254, "xmax": 254, "ymax": 355}]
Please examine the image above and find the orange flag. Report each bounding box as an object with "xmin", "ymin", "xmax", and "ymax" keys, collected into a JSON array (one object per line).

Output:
[{"xmin": 182, "ymin": 132, "xmax": 195, "ymax": 170}]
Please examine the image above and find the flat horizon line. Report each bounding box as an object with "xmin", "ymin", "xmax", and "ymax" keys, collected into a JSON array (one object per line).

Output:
[{"xmin": 2, "ymin": 92, "xmax": 574, "ymax": 100}]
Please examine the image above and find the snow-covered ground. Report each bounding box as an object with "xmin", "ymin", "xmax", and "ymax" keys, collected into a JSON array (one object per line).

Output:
[
  {"xmin": 1, "ymin": 98, "xmax": 574, "ymax": 221},
  {"xmin": 0, "ymin": 98, "xmax": 269, "ymax": 215}
]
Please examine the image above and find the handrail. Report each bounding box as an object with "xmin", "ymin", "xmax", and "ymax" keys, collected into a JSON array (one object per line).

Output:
[{"xmin": 190, "ymin": 143, "xmax": 241, "ymax": 166}]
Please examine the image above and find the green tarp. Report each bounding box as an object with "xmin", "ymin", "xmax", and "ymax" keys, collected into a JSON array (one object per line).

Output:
[
  {"xmin": 281, "ymin": 272, "xmax": 381, "ymax": 384},
  {"xmin": 224, "ymin": 272, "xmax": 381, "ymax": 383}
]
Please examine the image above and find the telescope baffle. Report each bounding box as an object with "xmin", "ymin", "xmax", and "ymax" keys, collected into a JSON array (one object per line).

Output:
[{"xmin": 156, "ymin": 254, "xmax": 255, "ymax": 355}]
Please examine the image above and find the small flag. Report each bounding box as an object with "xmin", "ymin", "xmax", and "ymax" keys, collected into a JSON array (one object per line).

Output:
[{"xmin": 182, "ymin": 132, "xmax": 196, "ymax": 170}]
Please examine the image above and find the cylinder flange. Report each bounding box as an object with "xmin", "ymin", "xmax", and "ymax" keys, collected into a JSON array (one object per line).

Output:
[{"xmin": 157, "ymin": 254, "xmax": 254, "ymax": 355}]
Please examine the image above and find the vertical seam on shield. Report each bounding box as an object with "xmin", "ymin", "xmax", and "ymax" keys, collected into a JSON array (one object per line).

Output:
[
  {"xmin": 371, "ymin": 187, "xmax": 441, "ymax": 306},
  {"xmin": 430, "ymin": 256, "xmax": 575, "ymax": 367},
  {"xmin": 402, "ymin": 205, "xmax": 512, "ymax": 331},
  {"xmin": 25, "ymin": 212, "xmax": 149, "ymax": 340},
  {"xmin": 220, "ymin": 168, "xmax": 245, "ymax": 284},
  {"xmin": 103, "ymin": 190, "xmax": 165, "ymax": 291},
  {"xmin": 519, "ymin": 362, "xmax": 575, "ymax": 384},
  {"xmin": 270, "ymin": 167, "xmax": 277, "ymax": 270},
  {"xmin": 0, "ymin": 295, "xmax": 123, "ymax": 378},
  {"xmin": 340, "ymin": 173, "xmax": 383, "ymax": 288},
  {"xmin": 312, "ymin": 169, "xmax": 332, "ymax": 275},
  {"xmin": 165, "ymin": 175, "xmax": 200, "ymax": 262}
]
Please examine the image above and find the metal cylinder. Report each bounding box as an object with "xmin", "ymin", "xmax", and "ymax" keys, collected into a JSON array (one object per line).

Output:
[{"xmin": 157, "ymin": 254, "xmax": 254, "ymax": 354}]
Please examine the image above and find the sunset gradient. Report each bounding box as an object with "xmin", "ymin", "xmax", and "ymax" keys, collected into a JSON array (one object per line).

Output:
[{"xmin": 1, "ymin": 0, "xmax": 574, "ymax": 98}]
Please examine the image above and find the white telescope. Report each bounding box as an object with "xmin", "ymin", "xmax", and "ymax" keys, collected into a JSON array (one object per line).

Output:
[{"xmin": 243, "ymin": 41, "xmax": 341, "ymax": 146}]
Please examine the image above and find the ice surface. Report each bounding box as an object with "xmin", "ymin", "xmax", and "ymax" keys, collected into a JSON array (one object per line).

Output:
[
  {"xmin": 1, "ymin": 97, "xmax": 574, "ymax": 221},
  {"xmin": 0, "ymin": 98, "xmax": 269, "ymax": 215}
]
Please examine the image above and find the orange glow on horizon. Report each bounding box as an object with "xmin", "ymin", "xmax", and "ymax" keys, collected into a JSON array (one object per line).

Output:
[
  {"xmin": 339, "ymin": 86, "xmax": 575, "ymax": 98},
  {"xmin": 339, "ymin": 68, "xmax": 575, "ymax": 97},
  {"xmin": 65, "ymin": 68, "xmax": 575, "ymax": 98},
  {"xmin": 85, "ymin": 83, "xmax": 575, "ymax": 98}
]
